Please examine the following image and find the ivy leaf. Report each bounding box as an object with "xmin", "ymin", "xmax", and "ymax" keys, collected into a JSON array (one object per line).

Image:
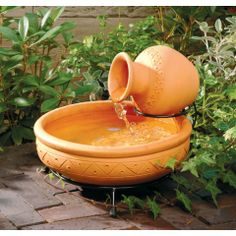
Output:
[
  {"xmin": 181, "ymin": 159, "xmax": 199, "ymax": 177},
  {"xmin": 171, "ymin": 174, "xmax": 191, "ymax": 189},
  {"xmin": 146, "ymin": 196, "xmax": 160, "ymax": 220},
  {"xmin": 223, "ymin": 170, "xmax": 236, "ymax": 189},
  {"xmin": 205, "ymin": 179, "xmax": 222, "ymax": 206},
  {"xmin": 176, "ymin": 189, "xmax": 192, "ymax": 212},
  {"xmin": 164, "ymin": 157, "xmax": 177, "ymax": 170},
  {"xmin": 201, "ymin": 153, "xmax": 216, "ymax": 165},
  {"xmin": 41, "ymin": 97, "xmax": 60, "ymax": 113},
  {"xmin": 18, "ymin": 16, "xmax": 29, "ymax": 40},
  {"xmin": 121, "ymin": 195, "xmax": 135, "ymax": 215}
]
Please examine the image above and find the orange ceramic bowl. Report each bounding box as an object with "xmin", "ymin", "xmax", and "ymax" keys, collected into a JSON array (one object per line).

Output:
[{"xmin": 34, "ymin": 100, "xmax": 192, "ymax": 186}]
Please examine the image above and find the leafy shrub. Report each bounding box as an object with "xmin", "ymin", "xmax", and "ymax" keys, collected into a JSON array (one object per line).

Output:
[
  {"xmin": 154, "ymin": 6, "xmax": 231, "ymax": 55},
  {"xmin": 59, "ymin": 16, "xmax": 167, "ymax": 101},
  {"xmin": 0, "ymin": 7, "xmax": 77, "ymax": 147},
  {"xmin": 174, "ymin": 16, "xmax": 236, "ymax": 208},
  {"xmin": 62, "ymin": 7, "xmax": 231, "ymax": 101}
]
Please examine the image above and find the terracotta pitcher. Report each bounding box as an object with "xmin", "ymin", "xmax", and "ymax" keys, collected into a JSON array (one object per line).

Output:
[{"xmin": 108, "ymin": 45, "xmax": 199, "ymax": 115}]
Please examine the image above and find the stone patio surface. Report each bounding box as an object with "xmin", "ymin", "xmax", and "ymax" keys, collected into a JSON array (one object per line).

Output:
[{"xmin": 0, "ymin": 143, "xmax": 236, "ymax": 230}]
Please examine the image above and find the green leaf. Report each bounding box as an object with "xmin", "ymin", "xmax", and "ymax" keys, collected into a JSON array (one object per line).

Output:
[
  {"xmin": 0, "ymin": 26, "xmax": 19, "ymax": 42},
  {"xmin": 215, "ymin": 19, "xmax": 222, "ymax": 33},
  {"xmin": 41, "ymin": 97, "xmax": 60, "ymax": 112},
  {"xmin": 18, "ymin": 16, "xmax": 29, "ymax": 40},
  {"xmin": 11, "ymin": 97, "xmax": 35, "ymax": 107},
  {"xmin": 203, "ymin": 168, "xmax": 220, "ymax": 179},
  {"xmin": 226, "ymin": 85, "xmax": 236, "ymax": 101},
  {"xmin": 41, "ymin": 9, "xmax": 52, "ymax": 28},
  {"xmin": 0, "ymin": 6, "xmax": 18, "ymax": 14},
  {"xmin": 198, "ymin": 21, "xmax": 209, "ymax": 33},
  {"xmin": 11, "ymin": 127, "xmax": 23, "ymax": 145},
  {"xmin": 30, "ymin": 26, "xmax": 62, "ymax": 47},
  {"xmin": 50, "ymin": 7, "xmax": 65, "ymax": 22},
  {"xmin": 205, "ymin": 179, "xmax": 221, "ymax": 206},
  {"xmin": 176, "ymin": 189, "xmax": 192, "ymax": 212},
  {"xmin": 83, "ymin": 36, "xmax": 94, "ymax": 48},
  {"xmin": 181, "ymin": 159, "xmax": 199, "ymax": 177},
  {"xmin": 171, "ymin": 174, "xmax": 191, "ymax": 189},
  {"xmin": 26, "ymin": 12, "xmax": 39, "ymax": 33},
  {"xmin": 121, "ymin": 195, "xmax": 135, "ymax": 215},
  {"xmin": 28, "ymin": 55, "xmax": 41, "ymax": 65},
  {"xmin": 75, "ymin": 85, "xmax": 94, "ymax": 95},
  {"xmin": 39, "ymin": 85, "xmax": 59, "ymax": 97},
  {"xmin": 201, "ymin": 153, "xmax": 216, "ymax": 165},
  {"xmin": 47, "ymin": 73, "xmax": 72, "ymax": 86},
  {"xmin": 0, "ymin": 48, "xmax": 20, "ymax": 56},
  {"xmin": 48, "ymin": 172, "xmax": 55, "ymax": 181},
  {"xmin": 0, "ymin": 104, "xmax": 7, "ymax": 113},
  {"xmin": 21, "ymin": 127, "xmax": 35, "ymax": 140},
  {"xmin": 23, "ymin": 75, "xmax": 39, "ymax": 87},
  {"xmin": 224, "ymin": 126, "xmax": 236, "ymax": 141},
  {"xmin": 60, "ymin": 21, "xmax": 76, "ymax": 32},
  {"xmin": 146, "ymin": 196, "xmax": 160, "ymax": 220},
  {"xmin": 223, "ymin": 170, "xmax": 236, "ymax": 189},
  {"xmin": 0, "ymin": 131, "xmax": 11, "ymax": 146},
  {"xmin": 164, "ymin": 157, "xmax": 177, "ymax": 170}
]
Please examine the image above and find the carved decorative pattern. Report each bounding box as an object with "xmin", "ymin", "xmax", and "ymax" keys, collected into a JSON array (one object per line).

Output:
[
  {"xmin": 136, "ymin": 47, "xmax": 165, "ymax": 112},
  {"xmin": 36, "ymin": 139, "xmax": 190, "ymax": 185}
]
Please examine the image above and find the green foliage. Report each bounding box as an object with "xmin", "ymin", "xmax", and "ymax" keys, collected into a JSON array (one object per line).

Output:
[
  {"xmin": 121, "ymin": 194, "xmax": 160, "ymax": 220},
  {"xmin": 164, "ymin": 157, "xmax": 177, "ymax": 170},
  {"xmin": 60, "ymin": 16, "xmax": 167, "ymax": 100},
  {"xmin": 0, "ymin": 7, "xmax": 77, "ymax": 146},
  {"xmin": 176, "ymin": 189, "xmax": 192, "ymax": 212},
  {"xmin": 121, "ymin": 195, "xmax": 145, "ymax": 215},
  {"xmin": 180, "ymin": 16, "xmax": 236, "ymax": 206},
  {"xmin": 146, "ymin": 196, "xmax": 161, "ymax": 220},
  {"xmin": 154, "ymin": 6, "xmax": 230, "ymax": 55}
]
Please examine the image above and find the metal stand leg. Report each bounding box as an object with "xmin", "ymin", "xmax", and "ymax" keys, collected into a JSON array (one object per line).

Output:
[{"xmin": 109, "ymin": 188, "xmax": 117, "ymax": 218}]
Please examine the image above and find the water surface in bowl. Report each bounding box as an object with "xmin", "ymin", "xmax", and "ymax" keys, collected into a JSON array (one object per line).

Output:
[{"xmin": 45, "ymin": 111, "xmax": 179, "ymax": 147}]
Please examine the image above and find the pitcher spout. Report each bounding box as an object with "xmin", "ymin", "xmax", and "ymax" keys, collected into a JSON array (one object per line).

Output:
[{"xmin": 108, "ymin": 52, "xmax": 150, "ymax": 103}]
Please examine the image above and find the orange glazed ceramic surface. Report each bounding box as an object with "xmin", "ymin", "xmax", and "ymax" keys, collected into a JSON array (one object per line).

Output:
[
  {"xmin": 34, "ymin": 101, "xmax": 192, "ymax": 186},
  {"xmin": 108, "ymin": 45, "xmax": 200, "ymax": 115}
]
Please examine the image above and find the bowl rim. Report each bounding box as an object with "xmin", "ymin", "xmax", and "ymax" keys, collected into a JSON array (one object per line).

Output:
[{"xmin": 34, "ymin": 100, "xmax": 192, "ymax": 158}]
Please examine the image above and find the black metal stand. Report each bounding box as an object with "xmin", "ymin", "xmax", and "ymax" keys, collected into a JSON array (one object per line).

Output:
[
  {"xmin": 134, "ymin": 103, "xmax": 198, "ymax": 127},
  {"xmin": 49, "ymin": 169, "xmax": 169, "ymax": 218}
]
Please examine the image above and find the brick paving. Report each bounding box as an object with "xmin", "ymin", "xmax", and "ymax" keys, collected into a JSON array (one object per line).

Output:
[{"xmin": 0, "ymin": 143, "xmax": 236, "ymax": 230}]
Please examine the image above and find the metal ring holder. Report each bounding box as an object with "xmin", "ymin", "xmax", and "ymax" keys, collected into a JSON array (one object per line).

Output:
[{"xmin": 133, "ymin": 103, "xmax": 198, "ymax": 128}]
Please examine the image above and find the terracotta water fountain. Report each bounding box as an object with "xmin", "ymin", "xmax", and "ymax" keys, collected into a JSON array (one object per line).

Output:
[{"xmin": 34, "ymin": 45, "xmax": 199, "ymax": 187}]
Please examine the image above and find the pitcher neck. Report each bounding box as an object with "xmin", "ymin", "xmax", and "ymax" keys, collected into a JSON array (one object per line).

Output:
[{"xmin": 108, "ymin": 52, "xmax": 149, "ymax": 103}]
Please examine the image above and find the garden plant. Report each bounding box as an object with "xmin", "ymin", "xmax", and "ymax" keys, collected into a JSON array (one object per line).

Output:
[{"xmin": 0, "ymin": 6, "xmax": 235, "ymax": 219}]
